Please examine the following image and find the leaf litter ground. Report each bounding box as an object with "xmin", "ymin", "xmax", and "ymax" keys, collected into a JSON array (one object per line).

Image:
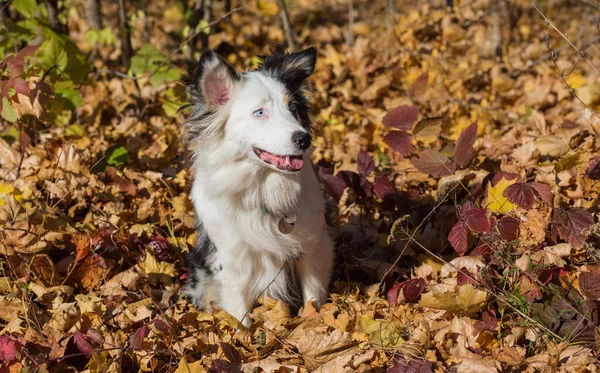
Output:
[{"xmin": 2, "ymin": 0, "xmax": 600, "ymax": 372}]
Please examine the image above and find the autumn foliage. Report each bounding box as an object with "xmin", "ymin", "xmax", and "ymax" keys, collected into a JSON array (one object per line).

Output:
[{"xmin": 1, "ymin": 0, "xmax": 600, "ymax": 371}]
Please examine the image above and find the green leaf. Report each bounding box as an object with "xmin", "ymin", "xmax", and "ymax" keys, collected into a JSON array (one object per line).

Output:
[
  {"xmin": 37, "ymin": 38, "xmax": 68, "ymax": 72},
  {"xmin": 1, "ymin": 98, "xmax": 18, "ymax": 122},
  {"xmin": 106, "ymin": 145, "xmax": 129, "ymax": 167},
  {"xmin": 151, "ymin": 67, "xmax": 184, "ymax": 88},
  {"xmin": 98, "ymin": 28, "xmax": 116, "ymax": 46},
  {"xmin": 13, "ymin": 0, "xmax": 37, "ymax": 18},
  {"xmin": 65, "ymin": 124, "xmax": 85, "ymax": 138},
  {"xmin": 55, "ymin": 87, "xmax": 84, "ymax": 110},
  {"xmin": 197, "ymin": 19, "xmax": 211, "ymax": 35},
  {"xmin": 0, "ymin": 126, "xmax": 19, "ymax": 144},
  {"xmin": 162, "ymin": 101, "xmax": 183, "ymax": 117},
  {"xmin": 85, "ymin": 30, "xmax": 99, "ymax": 46}
]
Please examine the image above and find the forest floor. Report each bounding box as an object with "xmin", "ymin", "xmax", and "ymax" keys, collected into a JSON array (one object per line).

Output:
[{"xmin": 1, "ymin": 0, "xmax": 600, "ymax": 372}]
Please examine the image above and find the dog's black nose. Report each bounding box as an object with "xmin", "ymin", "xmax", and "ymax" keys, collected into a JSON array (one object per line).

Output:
[{"xmin": 292, "ymin": 131, "xmax": 311, "ymax": 150}]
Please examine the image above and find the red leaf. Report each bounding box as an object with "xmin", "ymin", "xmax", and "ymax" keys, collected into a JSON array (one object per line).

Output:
[
  {"xmin": 503, "ymin": 182, "xmax": 535, "ymax": 210},
  {"xmin": 374, "ymin": 176, "xmax": 396, "ymax": 199},
  {"xmin": 387, "ymin": 281, "xmax": 405, "ymax": 306},
  {"xmin": 530, "ymin": 182, "xmax": 554, "ymax": 206},
  {"xmin": 13, "ymin": 78, "xmax": 29, "ymax": 95},
  {"xmin": 553, "ymin": 208, "xmax": 594, "ymax": 247},
  {"xmin": 403, "ymin": 278, "xmax": 427, "ymax": 301},
  {"xmin": 383, "ymin": 131, "xmax": 411, "ymax": 156},
  {"xmin": 408, "ymin": 71, "xmax": 429, "ymax": 99},
  {"xmin": 320, "ymin": 174, "xmax": 347, "ymax": 201},
  {"xmin": 457, "ymin": 269, "xmax": 477, "ymax": 286},
  {"xmin": 73, "ymin": 332, "xmax": 96, "ymax": 358},
  {"xmin": 383, "ymin": 105, "xmax": 419, "ymax": 130},
  {"xmin": 585, "ymin": 156, "xmax": 600, "ymax": 180},
  {"xmin": 491, "ymin": 171, "xmax": 520, "ymax": 185},
  {"xmin": 219, "ymin": 342, "xmax": 242, "ymax": 366},
  {"xmin": 388, "ymin": 351, "xmax": 433, "ymax": 373},
  {"xmin": 579, "ymin": 272, "xmax": 600, "ymax": 300},
  {"xmin": 130, "ymin": 324, "xmax": 149, "ymax": 350},
  {"xmin": 411, "ymin": 150, "xmax": 457, "ymax": 178},
  {"xmin": 449, "ymin": 221, "xmax": 469, "ymax": 256},
  {"xmin": 357, "ymin": 149, "xmax": 375, "ymax": 176},
  {"xmin": 497, "ymin": 216, "xmax": 520, "ymax": 241},
  {"xmin": 0, "ymin": 335, "xmax": 17, "ymax": 363},
  {"xmin": 461, "ymin": 203, "xmax": 491, "ymax": 233},
  {"xmin": 453, "ymin": 121, "xmax": 478, "ymax": 167}
]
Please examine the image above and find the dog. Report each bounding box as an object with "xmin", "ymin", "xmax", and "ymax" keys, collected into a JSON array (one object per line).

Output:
[{"xmin": 182, "ymin": 47, "xmax": 334, "ymax": 327}]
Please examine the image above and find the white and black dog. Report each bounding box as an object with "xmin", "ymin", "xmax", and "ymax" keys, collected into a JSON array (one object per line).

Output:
[{"xmin": 182, "ymin": 47, "xmax": 334, "ymax": 327}]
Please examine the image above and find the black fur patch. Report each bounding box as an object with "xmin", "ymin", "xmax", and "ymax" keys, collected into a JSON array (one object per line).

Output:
[
  {"xmin": 186, "ymin": 222, "xmax": 217, "ymax": 288},
  {"xmin": 258, "ymin": 46, "xmax": 317, "ymax": 130}
]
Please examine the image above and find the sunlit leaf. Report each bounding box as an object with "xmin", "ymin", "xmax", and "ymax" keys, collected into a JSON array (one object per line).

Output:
[
  {"xmin": 485, "ymin": 177, "xmax": 518, "ymax": 213},
  {"xmin": 383, "ymin": 130, "xmax": 411, "ymax": 156},
  {"xmin": 408, "ymin": 71, "xmax": 429, "ymax": 99},
  {"xmin": 383, "ymin": 105, "xmax": 419, "ymax": 130},
  {"xmin": 453, "ymin": 121, "xmax": 477, "ymax": 167},
  {"xmin": 503, "ymin": 182, "xmax": 535, "ymax": 210},
  {"xmin": 449, "ymin": 221, "xmax": 469, "ymax": 256},
  {"xmin": 411, "ymin": 149, "xmax": 456, "ymax": 178},
  {"xmin": 552, "ymin": 207, "xmax": 594, "ymax": 247}
]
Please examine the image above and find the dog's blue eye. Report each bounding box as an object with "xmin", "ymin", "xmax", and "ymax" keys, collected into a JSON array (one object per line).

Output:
[
  {"xmin": 289, "ymin": 103, "xmax": 296, "ymax": 112},
  {"xmin": 253, "ymin": 109, "xmax": 265, "ymax": 117}
]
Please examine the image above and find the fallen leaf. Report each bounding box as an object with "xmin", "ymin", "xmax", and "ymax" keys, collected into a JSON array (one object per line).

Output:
[
  {"xmin": 383, "ymin": 105, "xmax": 419, "ymax": 130},
  {"xmin": 485, "ymin": 177, "xmax": 518, "ymax": 213},
  {"xmin": 419, "ymin": 284, "xmax": 488, "ymax": 313}
]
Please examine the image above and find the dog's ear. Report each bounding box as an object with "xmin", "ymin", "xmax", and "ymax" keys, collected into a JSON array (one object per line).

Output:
[
  {"xmin": 260, "ymin": 47, "xmax": 317, "ymax": 88},
  {"xmin": 284, "ymin": 47, "xmax": 317, "ymax": 80},
  {"xmin": 186, "ymin": 50, "xmax": 240, "ymax": 108}
]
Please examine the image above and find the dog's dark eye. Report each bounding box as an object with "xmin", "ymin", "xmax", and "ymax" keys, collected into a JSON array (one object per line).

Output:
[
  {"xmin": 289, "ymin": 103, "xmax": 296, "ymax": 112},
  {"xmin": 253, "ymin": 109, "xmax": 266, "ymax": 118}
]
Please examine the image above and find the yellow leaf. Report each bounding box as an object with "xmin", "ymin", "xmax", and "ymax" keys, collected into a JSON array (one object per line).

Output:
[
  {"xmin": 256, "ymin": 0, "xmax": 279, "ymax": 17},
  {"xmin": 139, "ymin": 253, "xmax": 176, "ymax": 284},
  {"xmin": 419, "ymin": 284, "xmax": 488, "ymax": 313},
  {"xmin": 484, "ymin": 177, "xmax": 517, "ymax": 213},
  {"xmin": 355, "ymin": 315, "xmax": 404, "ymax": 348},
  {"xmin": 174, "ymin": 358, "xmax": 206, "ymax": 373},
  {"xmin": 565, "ymin": 71, "xmax": 585, "ymax": 90},
  {"xmin": 0, "ymin": 183, "xmax": 14, "ymax": 207}
]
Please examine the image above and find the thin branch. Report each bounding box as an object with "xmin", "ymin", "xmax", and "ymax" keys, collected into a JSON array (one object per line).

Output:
[
  {"xmin": 533, "ymin": 3, "xmax": 600, "ymax": 76},
  {"xmin": 277, "ymin": 0, "xmax": 297, "ymax": 50}
]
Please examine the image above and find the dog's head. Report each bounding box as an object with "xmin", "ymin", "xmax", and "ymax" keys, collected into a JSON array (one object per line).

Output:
[{"xmin": 184, "ymin": 47, "xmax": 317, "ymax": 173}]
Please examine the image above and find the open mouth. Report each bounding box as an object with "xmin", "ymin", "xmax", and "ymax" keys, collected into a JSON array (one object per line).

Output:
[{"xmin": 253, "ymin": 148, "xmax": 304, "ymax": 172}]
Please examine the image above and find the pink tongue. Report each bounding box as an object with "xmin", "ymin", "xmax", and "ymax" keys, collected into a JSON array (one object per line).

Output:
[{"xmin": 290, "ymin": 156, "xmax": 303, "ymax": 170}]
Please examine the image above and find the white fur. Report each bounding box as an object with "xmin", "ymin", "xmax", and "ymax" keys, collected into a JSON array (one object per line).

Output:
[{"xmin": 186, "ymin": 68, "xmax": 334, "ymax": 327}]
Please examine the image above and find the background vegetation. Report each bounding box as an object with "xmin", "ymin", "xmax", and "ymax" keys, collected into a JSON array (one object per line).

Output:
[{"xmin": 1, "ymin": 0, "xmax": 600, "ymax": 371}]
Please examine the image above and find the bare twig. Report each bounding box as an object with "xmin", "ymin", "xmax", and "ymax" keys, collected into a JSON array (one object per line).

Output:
[
  {"xmin": 542, "ymin": 32, "xmax": 600, "ymax": 135},
  {"xmin": 533, "ymin": 3, "xmax": 600, "ymax": 76},
  {"xmin": 277, "ymin": 0, "xmax": 297, "ymax": 50}
]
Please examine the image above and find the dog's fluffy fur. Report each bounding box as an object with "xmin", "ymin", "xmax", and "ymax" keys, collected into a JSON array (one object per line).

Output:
[{"xmin": 183, "ymin": 47, "xmax": 334, "ymax": 327}]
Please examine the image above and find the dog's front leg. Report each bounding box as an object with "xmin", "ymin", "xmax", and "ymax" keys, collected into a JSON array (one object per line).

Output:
[
  {"xmin": 296, "ymin": 231, "xmax": 334, "ymax": 308},
  {"xmin": 215, "ymin": 266, "xmax": 255, "ymax": 328}
]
